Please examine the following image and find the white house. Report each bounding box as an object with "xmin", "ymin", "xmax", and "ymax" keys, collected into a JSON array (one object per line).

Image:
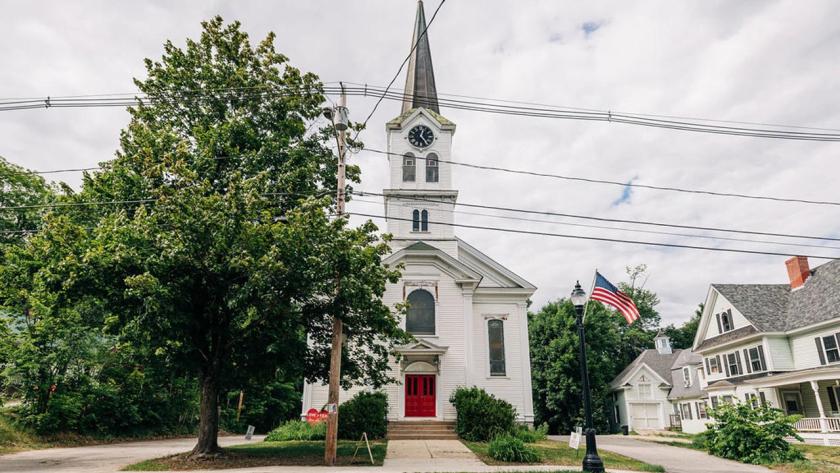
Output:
[
  {"xmin": 610, "ymin": 332, "xmax": 688, "ymax": 432},
  {"xmin": 692, "ymin": 256, "xmax": 840, "ymax": 446},
  {"xmin": 300, "ymin": 1, "xmax": 537, "ymax": 429}
]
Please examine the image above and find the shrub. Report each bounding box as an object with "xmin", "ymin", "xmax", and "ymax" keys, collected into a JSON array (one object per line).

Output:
[
  {"xmin": 487, "ymin": 433, "xmax": 541, "ymax": 463},
  {"xmin": 691, "ymin": 430, "xmax": 710, "ymax": 450},
  {"xmin": 704, "ymin": 403, "xmax": 804, "ymax": 464},
  {"xmin": 264, "ymin": 420, "xmax": 326, "ymax": 441},
  {"xmin": 514, "ymin": 423, "xmax": 548, "ymax": 443},
  {"xmin": 338, "ymin": 391, "xmax": 388, "ymax": 440},
  {"xmin": 449, "ymin": 386, "xmax": 516, "ymax": 441}
]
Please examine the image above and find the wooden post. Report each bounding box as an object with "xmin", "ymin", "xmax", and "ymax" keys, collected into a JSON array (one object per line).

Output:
[
  {"xmin": 324, "ymin": 87, "xmax": 348, "ymax": 466},
  {"xmin": 236, "ymin": 390, "xmax": 245, "ymax": 422}
]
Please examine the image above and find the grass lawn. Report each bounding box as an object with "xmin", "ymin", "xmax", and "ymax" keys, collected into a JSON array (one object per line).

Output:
[
  {"xmin": 0, "ymin": 413, "xmax": 46, "ymax": 454},
  {"xmin": 463, "ymin": 440, "xmax": 665, "ymax": 472},
  {"xmin": 123, "ymin": 440, "xmax": 388, "ymax": 471}
]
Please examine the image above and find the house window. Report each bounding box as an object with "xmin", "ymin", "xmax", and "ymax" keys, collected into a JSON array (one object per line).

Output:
[
  {"xmin": 759, "ymin": 391, "xmax": 768, "ymax": 407},
  {"xmin": 412, "ymin": 209, "xmax": 420, "ymax": 231},
  {"xmin": 828, "ymin": 385, "xmax": 840, "ymax": 413},
  {"xmin": 682, "ymin": 367, "xmax": 691, "ymax": 387},
  {"xmin": 421, "ymin": 209, "xmax": 429, "ymax": 232},
  {"xmin": 720, "ymin": 309, "xmax": 734, "ymax": 332},
  {"xmin": 402, "ymin": 154, "xmax": 416, "ymax": 182},
  {"xmin": 822, "ymin": 335, "xmax": 840, "ymax": 363},
  {"xmin": 680, "ymin": 403, "xmax": 693, "ymax": 420},
  {"xmin": 406, "ymin": 289, "xmax": 435, "ymax": 335},
  {"xmin": 747, "ymin": 346, "xmax": 766, "ymax": 372},
  {"xmin": 710, "ymin": 396, "xmax": 719, "ymax": 409},
  {"xmin": 726, "ymin": 352, "xmax": 742, "ymax": 376},
  {"xmin": 722, "ymin": 395, "xmax": 734, "ymax": 405},
  {"xmin": 487, "ymin": 319, "xmax": 506, "ymax": 376},
  {"xmin": 638, "ymin": 383, "xmax": 652, "ymax": 399},
  {"xmin": 745, "ymin": 393, "xmax": 759, "ymax": 408},
  {"xmin": 707, "ymin": 357, "xmax": 720, "ymax": 374},
  {"xmin": 425, "ymin": 153, "xmax": 439, "ymax": 182},
  {"xmin": 697, "ymin": 402, "xmax": 708, "ymax": 419}
]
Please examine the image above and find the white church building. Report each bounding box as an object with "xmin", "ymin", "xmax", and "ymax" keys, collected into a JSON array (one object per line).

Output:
[{"xmin": 301, "ymin": 1, "xmax": 537, "ymax": 424}]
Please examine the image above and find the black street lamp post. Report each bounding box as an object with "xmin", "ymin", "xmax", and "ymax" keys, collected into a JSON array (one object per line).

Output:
[{"xmin": 571, "ymin": 281, "xmax": 605, "ymax": 473}]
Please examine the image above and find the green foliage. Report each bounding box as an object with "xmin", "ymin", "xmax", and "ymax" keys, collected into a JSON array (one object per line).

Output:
[
  {"xmin": 264, "ymin": 420, "xmax": 326, "ymax": 441},
  {"xmin": 220, "ymin": 378, "xmax": 301, "ymax": 434},
  {"xmin": 663, "ymin": 304, "xmax": 703, "ymax": 349},
  {"xmin": 0, "ymin": 156, "xmax": 55, "ymax": 251},
  {"xmin": 338, "ymin": 391, "xmax": 388, "ymax": 440},
  {"xmin": 487, "ymin": 433, "xmax": 541, "ymax": 463},
  {"xmin": 691, "ymin": 430, "xmax": 710, "ymax": 450},
  {"xmin": 513, "ymin": 423, "xmax": 548, "ymax": 443},
  {"xmin": 0, "ymin": 16, "xmax": 408, "ymax": 451},
  {"xmin": 449, "ymin": 386, "xmax": 516, "ymax": 441},
  {"xmin": 705, "ymin": 403, "xmax": 804, "ymax": 464}
]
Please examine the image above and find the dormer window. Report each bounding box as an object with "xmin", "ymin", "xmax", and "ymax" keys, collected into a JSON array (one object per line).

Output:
[
  {"xmin": 717, "ymin": 309, "xmax": 734, "ymax": 333},
  {"xmin": 682, "ymin": 367, "xmax": 691, "ymax": 387},
  {"xmin": 822, "ymin": 335, "xmax": 840, "ymax": 363},
  {"xmin": 425, "ymin": 153, "xmax": 439, "ymax": 182},
  {"xmin": 402, "ymin": 153, "xmax": 416, "ymax": 182}
]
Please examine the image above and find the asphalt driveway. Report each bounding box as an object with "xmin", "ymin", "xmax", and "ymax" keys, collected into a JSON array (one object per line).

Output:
[{"xmin": 549, "ymin": 435, "xmax": 776, "ymax": 473}]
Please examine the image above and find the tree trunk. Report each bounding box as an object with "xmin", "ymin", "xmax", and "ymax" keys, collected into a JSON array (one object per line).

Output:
[{"xmin": 191, "ymin": 372, "xmax": 222, "ymax": 457}]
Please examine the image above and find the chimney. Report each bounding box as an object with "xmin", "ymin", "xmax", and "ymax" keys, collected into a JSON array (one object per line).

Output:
[{"xmin": 785, "ymin": 256, "xmax": 810, "ymax": 289}]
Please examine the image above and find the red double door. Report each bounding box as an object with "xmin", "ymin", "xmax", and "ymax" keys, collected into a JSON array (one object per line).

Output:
[{"xmin": 405, "ymin": 374, "xmax": 436, "ymax": 417}]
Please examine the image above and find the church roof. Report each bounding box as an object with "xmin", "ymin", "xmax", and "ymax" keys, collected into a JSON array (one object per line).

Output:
[{"xmin": 402, "ymin": 1, "xmax": 439, "ymax": 114}]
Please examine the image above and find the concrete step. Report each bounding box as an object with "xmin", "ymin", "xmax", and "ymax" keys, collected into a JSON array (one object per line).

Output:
[
  {"xmin": 387, "ymin": 432, "xmax": 459, "ymax": 440},
  {"xmin": 388, "ymin": 425, "xmax": 456, "ymax": 431},
  {"xmin": 386, "ymin": 420, "xmax": 458, "ymax": 440}
]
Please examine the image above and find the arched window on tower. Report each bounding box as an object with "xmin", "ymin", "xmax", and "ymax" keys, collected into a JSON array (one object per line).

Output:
[
  {"xmin": 406, "ymin": 289, "xmax": 435, "ymax": 335},
  {"xmin": 402, "ymin": 153, "xmax": 416, "ymax": 182},
  {"xmin": 412, "ymin": 209, "xmax": 420, "ymax": 231},
  {"xmin": 425, "ymin": 153, "xmax": 439, "ymax": 182},
  {"xmin": 421, "ymin": 209, "xmax": 429, "ymax": 232}
]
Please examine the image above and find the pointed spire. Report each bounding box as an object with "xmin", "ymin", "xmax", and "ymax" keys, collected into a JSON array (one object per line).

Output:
[{"xmin": 401, "ymin": 0, "xmax": 439, "ymax": 114}]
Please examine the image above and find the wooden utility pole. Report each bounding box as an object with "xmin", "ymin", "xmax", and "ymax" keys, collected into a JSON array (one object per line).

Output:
[{"xmin": 324, "ymin": 87, "xmax": 348, "ymax": 466}]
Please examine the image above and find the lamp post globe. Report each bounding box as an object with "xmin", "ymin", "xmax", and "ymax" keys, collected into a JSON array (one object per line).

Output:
[{"xmin": 571, "ymin": 281, "xmax": 604, "ymax": 473}]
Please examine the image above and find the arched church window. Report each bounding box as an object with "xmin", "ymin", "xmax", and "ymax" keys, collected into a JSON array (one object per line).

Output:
[
  {"xmin": 406, "ymin": 289, "xmax": 435, "ymax": 335},
  {"xmin": 425, "ymin": 153, "xmax": 439, "ymax": 182},
  {"xmin": 402, "ymin": 153, "xmax": 416, "ymax": 182},
  {"xmin": 412, "ymin": 209, "xmax": 420, "ymax": 231},
  {"xmin": 421, "ymin": 209, "xmax": 429, "ymax": 232}
]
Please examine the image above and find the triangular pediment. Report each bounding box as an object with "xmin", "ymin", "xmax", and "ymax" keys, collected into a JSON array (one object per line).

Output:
[
  {"xmin": 386, "ymin": 107, "xmax": 455, "ymax": 132},
  {"xmin": 396, "ymin": 338, "xmax": 448, "ymax": 355},
  {"xmin": 384, "ymin": 242, "xmax": 482, "ymax": 285}
]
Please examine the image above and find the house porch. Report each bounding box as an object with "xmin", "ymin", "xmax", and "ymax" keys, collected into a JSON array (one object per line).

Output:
[{"xmin": 744, "ymin": 367, "xmax": 840, "ymax": 446}]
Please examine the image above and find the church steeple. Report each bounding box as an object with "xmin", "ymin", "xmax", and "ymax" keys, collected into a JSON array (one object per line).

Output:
[{"xmin": 401, "ymin": 0, "xmax": 439, "ymax": 114}]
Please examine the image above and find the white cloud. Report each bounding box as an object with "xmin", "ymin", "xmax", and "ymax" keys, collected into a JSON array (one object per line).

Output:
[{"xmin": 2, "ymin": 0, "xmax": 839, "ymax": 325}]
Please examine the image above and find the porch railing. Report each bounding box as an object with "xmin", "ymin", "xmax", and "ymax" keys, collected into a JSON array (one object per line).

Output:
[{"xmin": 794, "ymin": 417, "xmax": 840, "ymax": 432}]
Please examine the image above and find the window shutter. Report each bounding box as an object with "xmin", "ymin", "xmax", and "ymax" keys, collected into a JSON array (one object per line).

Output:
[
  {"xmin": 757, "ymin": 346, "xmax": 767, "ymax": 371},
  {"xmin": 828, "ymin": 387, "xmax": 839, "ymax": 412},
  {"xmin": 743, "ymin": 349, "xmax": 752, "ymax": 373},
  {"xmin": 816, "ymin": 337, "xmax": 827, "ymax": 365},
  {"xmin": 705, "ymin": 358, "xmax": 711, "ymax": 374},
  {"xmin": 759, "ymin": 391, "xmax": 767, "ymax": 407},
  {"xmin": 724, "ymin": 356, "xmax": 730, "ymax": 377},
  {"xmin": 735, "ymin": 351, "xmax": 743, "ymax": 375},
  {"xmin": 695, "ymin": 402, "xmax": 700, "ymax": 418},
  {"xmin": 727, "ymin": 309, "xmax": 734, "ymax": 329},
  {"xmin": 716, "ymin": 313, "xmax": 723, "ymax": 333},
  {"xmin": 716, "ymin": 355, "xmax": 722, "ymax": 372}
]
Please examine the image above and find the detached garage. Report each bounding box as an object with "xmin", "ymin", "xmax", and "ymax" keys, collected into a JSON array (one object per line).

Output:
[{"xmin": 610, "ymin": 333, "xmax": 680, "ymax": 432}]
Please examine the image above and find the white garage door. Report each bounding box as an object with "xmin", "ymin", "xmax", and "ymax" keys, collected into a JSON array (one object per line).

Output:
[{"xmin": 631, "ymin": 403, "xmax": 660, "ymax": 430}]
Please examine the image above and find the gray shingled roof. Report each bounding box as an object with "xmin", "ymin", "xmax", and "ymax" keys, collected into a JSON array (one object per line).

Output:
[
  {"xmin": 610, "ymin": 349, "xmax": 682, "ymax": 388},
  {"xmin": 711, "ymin": 259, "xmax": 840, "ymax": 337}
]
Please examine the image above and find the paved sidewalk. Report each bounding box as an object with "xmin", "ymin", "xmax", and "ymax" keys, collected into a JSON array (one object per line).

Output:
[{"xmin": 549, "ymin": 435, "xmax": 776, "ymax": 473}]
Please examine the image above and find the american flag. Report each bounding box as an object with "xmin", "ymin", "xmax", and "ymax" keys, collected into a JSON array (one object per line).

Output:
[{"xmin": 590, "ymin": 271, "xmax": 640, "ymax": 324}]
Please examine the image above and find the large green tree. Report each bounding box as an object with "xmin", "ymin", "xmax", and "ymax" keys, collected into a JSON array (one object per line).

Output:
[
  {"xmin": 0, "ymin": 17, "xmax": 407, "ymax": 456},
  {"xmin": 663, "ymin": 303, "xmax": 703, "ymax": 349},
  {"xmin": 0, "ymin": 157, "xmax": 55, "ymax": 252}
]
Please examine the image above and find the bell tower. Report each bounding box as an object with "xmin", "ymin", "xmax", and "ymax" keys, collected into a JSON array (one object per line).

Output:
[{"xmin": 384, "ymin": 0, "xmax": 458, "ymax": 256}]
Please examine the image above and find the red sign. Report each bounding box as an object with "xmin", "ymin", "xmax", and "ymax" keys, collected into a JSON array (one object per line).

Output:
[{"xmin": 306, "ymin": 408, "xmax": 329, "ymax": 424}]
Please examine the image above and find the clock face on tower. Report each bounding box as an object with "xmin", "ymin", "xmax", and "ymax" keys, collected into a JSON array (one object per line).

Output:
[{"xmin": 407, "ymin": 125, "xmax": 435, "ymax": 149}]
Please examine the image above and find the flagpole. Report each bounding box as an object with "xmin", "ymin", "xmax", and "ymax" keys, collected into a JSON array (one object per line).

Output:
[{"xmin": 582, "ymin": 269, "xmax": 598, "ymax": 324}]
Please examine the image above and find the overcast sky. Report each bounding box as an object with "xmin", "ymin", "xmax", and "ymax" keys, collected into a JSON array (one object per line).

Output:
[{"xmin": 3, "ymin": 0, "xmax": 840, "ymax": 325}]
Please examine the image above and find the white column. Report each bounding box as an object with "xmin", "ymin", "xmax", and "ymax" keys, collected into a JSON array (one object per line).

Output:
[
  {"xmin": 462, "ymin": 285, "xmax": 475, "ymax": 386},
  {"xmin": 809, "ymin": 380, "xmax": 830, "ymax": 446},
  {"xmin": 517, "ymin": 302, "xmax": 535, "ymax": 423}
]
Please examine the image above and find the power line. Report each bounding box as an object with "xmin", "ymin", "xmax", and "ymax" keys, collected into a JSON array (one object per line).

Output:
[
  {"xmin": 358, "ymin": 148, "xmax": 840, "ymax": 207},
  {"xmin": 348, "ymin": 211, "xmax": 839, "ymax": 260},
  {"xmin": 354, "ymin": 0, "xmax": 447, "ymax": 141},
  {"xmin": 349, "ymin": 197, "xmax": 840, "ymax": 251},
  {"xmin": 351, "ymin": 190, "xmax": 840, "ymax": 243}
]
